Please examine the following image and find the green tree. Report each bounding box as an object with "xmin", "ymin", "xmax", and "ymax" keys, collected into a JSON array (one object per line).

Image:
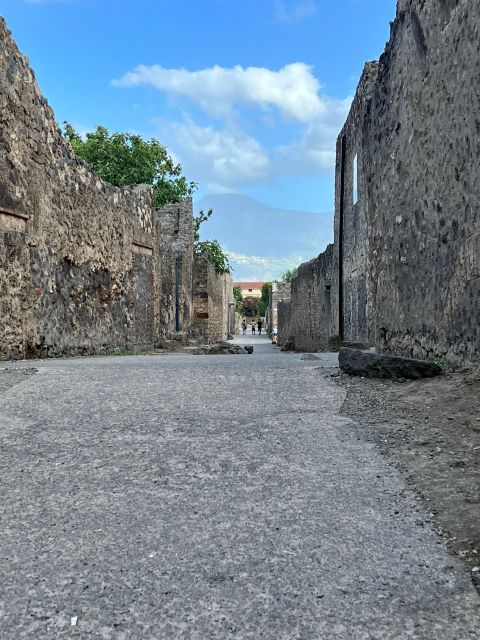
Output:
[
  {"xmin": 242, "ymin": 296, "xmax": 260, "ymax": 318},
  {"xmin": 193, "ymin": 209, "xmax": 231, "ymax": 275},
  {"xmin": 233, "ymin": 286, "xmax": 243, "ymax": 313},
  {"xmin": 257, "ymin": 282, "xmax": 272, "ymax": 317},
  {"xmin": 63, "ymin": 123, "xmax": 196, "ymax": 208},
  {"xmin": 281, "ymin": 267, "xmax": 298, "ymax": 283}
]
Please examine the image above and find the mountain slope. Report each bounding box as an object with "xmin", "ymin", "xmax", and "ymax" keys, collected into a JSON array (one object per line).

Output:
[{"xmin": 194, "ymin": 194, "xmax": 333, "ymax": 276}]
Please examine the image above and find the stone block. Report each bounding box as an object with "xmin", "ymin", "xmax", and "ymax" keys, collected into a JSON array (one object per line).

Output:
[{"xmin": 338, "ymin": 348, "xmax": 442, "ymax": 380}]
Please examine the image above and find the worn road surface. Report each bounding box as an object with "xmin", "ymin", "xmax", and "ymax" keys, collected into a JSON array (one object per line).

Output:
[{"xmin": 1, "ymin": 337, "xmax": 479, "ymax": 639}]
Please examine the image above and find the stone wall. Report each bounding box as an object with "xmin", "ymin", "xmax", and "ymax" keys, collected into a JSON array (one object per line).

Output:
[
  {"xmin": 279, "ymin": 0, "xmax": 479, "ymax": 364},
  {"xmin": 0, "ymin": 18, "xmax": 195, "ymax": 359},
  {"xmin": 268, "ymin": 281, "xmax": 290, "ymax": 334},
  {"xmin": 192, "ymin": 254, "xmax": 234, "ymax": 343},
  {"xmin": 334, "ymin": 63, "xmax": 378, "ymax": 345},
  {"xmin": 285, "ymin": 245, "xmax": 336, "ymax": 352},
  {"xmin": 336, "ymin": 0, "xmax": 480, "ymax": 364},
  {"xmin": 155, "ymin": 199, "xmax": 194, "ymax": 340},
  {"xmin": 277, "ymin": 300, "xmax": 291, "ymax": 347}
]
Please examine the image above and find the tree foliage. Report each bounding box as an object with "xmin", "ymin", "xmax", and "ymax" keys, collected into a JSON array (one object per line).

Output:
[
  {"xmin": 257, "ymin": 282, "xmax": 272, "ymax": 318},
  {"xmin": 281, "ymin": 267, "xmax": 298, "ymax": 283},
  {"xmin": 63, "ymin": 123, "xmax": 196, "ymax": 208},
  {"xmin": 233, "ymin": 286, "xmax": 243, "ymax": 313},
  {"xmin": 193, "ymin": 208, "xmax": 231, "ymax": 275},
  {"xmin": 242, "ymin": 296, "xmax": 260, "ymax": 318}
]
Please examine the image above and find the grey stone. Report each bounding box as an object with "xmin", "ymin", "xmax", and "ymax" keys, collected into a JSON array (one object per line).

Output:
[
  {"xmin": 192, "ymin": 341, "xmax": 245, "ymax": 355},
  {"xmin": 0, "ymin": 19, "xmax": 235, "ymax": 359},
  {"xmin": 273, "ymin": 1, "xmax": 480, "ymax": 369},
  {"xmin": 0, "ymin": 344, "xmax": 479, "ymax": 638},
  {"xmin": 281, "ymin": 336, "xmax": 295, "ymax": 352},
  {"xmin": 339, "ymin": 347, "xmax": 442, "ymax": 380},
  {"xmin": 300, "ymin": 353, "xmax": 320, "ymax": 361}
]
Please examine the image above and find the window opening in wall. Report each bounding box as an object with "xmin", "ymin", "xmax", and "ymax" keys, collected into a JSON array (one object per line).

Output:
[{"xmin": 353, "ymin": 154, "xmax": 359, "ymax": 205}]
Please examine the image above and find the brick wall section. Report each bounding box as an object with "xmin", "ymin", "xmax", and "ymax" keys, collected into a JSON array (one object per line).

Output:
[{"xmin": 336, "ymin": 0, "xmax": 480, "ymax": 364}]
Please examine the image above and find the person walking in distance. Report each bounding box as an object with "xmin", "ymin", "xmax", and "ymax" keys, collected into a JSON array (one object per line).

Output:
[
  {"xmin": 257, "ymin": 318, "xmax": 263, "ymax": 335},
  {"xmin": 251, "ymin": 320, "xmax": 256, "ymax": 335},
  {"xmin": 242, "ymin": 320, "xmax": 247, "ymax": 335}
]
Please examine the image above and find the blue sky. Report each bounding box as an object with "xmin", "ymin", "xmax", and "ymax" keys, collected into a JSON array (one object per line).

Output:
[{"xmin": 1, "ymin": 0, "xmax": 397, "ymax": 215}]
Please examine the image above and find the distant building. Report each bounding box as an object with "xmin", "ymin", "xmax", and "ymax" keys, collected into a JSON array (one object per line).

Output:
[{"xmin": 233, "ymin": 281, "xmax": 265, "ymax": 299}]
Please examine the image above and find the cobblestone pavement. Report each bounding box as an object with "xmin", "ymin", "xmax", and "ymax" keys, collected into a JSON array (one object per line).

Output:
[{"xmin": 1, "ymin": 339, "xmax": 479, "ymax": 639}]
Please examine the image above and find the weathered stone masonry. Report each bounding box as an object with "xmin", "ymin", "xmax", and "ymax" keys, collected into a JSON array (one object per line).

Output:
[
  {"xmin": 192, "ymin": 254, "xmax": 234, "ymax": 343},
  {"xmin": 286, "ymin": 245, "xmax": 335, "ymax": 352},
  {"xmin": 0, "ymin": 19, "xmax": 198, "ymax": 358},
  {"xmin": 156, "ymin": 200, "xmax": 194, "ymax": 339},
  {"xmin": 279, "ymin": 0, "xmax": 480, "ymax": 364}
]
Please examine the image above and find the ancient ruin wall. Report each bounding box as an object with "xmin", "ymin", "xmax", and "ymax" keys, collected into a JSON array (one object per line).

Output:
[
  {"xmin": 0, "ymin": 18, "xmax": 157, "ymax": 358},
  {"xmin": 192, "ymin": 254, "xmax": 233, "ymax": 342},
  {"xmin": 285, "ymin": 245, "xmax": 336, "ymax": 352},
  {"xmin": 277, "ymin": 300, "xmax": 291, "ymax": 347},
  {"xmin": 337, "ymin": 0, "xmax": 480, "ymax": 363},
  {"xmin": 155, "ymin": 199, "xmax": 194, "ymax": 340},
  {"xmin": 268, "ymin": 281, "xmax": 291, "ymax": 334},
  {"xmin": 334, "ymin": 63, "xmax": 378, "ymax": 346}
]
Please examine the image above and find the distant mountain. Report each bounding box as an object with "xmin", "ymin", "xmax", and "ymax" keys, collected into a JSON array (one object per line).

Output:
[{"xmin": 194, "ymin": 193, "xmax": 333, "ymax": 280}]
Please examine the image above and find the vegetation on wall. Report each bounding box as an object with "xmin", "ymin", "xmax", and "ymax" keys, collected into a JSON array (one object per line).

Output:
[
  {"xmin": 281, "ymin": 267, "xmax": 298, "ymax": 283},
  {"xmin": 257, "ymin": 282, "xmax": 272, "ymax": 317},
  {"xmin": 63, "ymin": 123, "xmax": 196, "ymax": 208},
  {"xmin": 193, "ymin": 208, "xmax": 231, "ymax": 275},
  {"xmin": 65, "ymin": 123, "xmax": 232, "ymax": 274},
  {"xmin": 233, "ymin": 286, "xmax": 243, "ymax": 313}
]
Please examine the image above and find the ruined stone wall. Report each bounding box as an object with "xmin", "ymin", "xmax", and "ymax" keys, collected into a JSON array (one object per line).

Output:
[
  {"xmin": 277, "ymin": 300, "xmax": 291, "ymax": 347},
  {"xmin": 155, "ymin": 199, "xmax": 194, "ymax": 340},
  {"xmin": 336, "ymin": 0, "xmax": 480, "ymax": 364},
  {"xmin": 268, "ymin": 281, "xmax": 291, "ymax": 334},
  {"xmin": 334, "ymin": 62, "xmax": 378, "ymax": 345},
  {"xmin": 208, "ymin": 270, "xmax": 233, "ymax": 343},
  {"xmin": 192, "ymin": 254, "xmax": 233, "ymax": 342},
  {"xmin": 0, "ymin": 18, "xmax": 158, "ymax": 358},
  {"xmin": 285, "ymin": 245, "xmax": 336, "ymax": 352}
]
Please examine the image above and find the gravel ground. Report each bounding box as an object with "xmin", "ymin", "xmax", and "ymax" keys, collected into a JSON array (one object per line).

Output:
[
  {"xmin": 337, "ymin": 369, "xmax": 480, "ymax": 590},
  {"xmin": 0, "ymin": 340, "xmax": 479, "ymax": 639},
  {"xmin": 0, "ymin": 367, "xmax": 37, "ymax": 394}
]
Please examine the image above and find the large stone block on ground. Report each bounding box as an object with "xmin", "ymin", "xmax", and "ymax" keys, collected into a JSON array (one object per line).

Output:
[{"xmin": 339, "ymin": 348, "xmax": 442, "ymax": 380}]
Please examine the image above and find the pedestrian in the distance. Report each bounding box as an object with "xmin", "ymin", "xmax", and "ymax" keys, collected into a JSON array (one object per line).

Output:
[
  {"xmin": 242, "ymin": 320, "xmax": 247, "ymax": 335},
  {"xmin": 251, "ymin": 321, "xmax": 256, "ymax": 335},
  {"xmin": 257, "ymin": 319, "xmax": 263, "ymax": 335}
]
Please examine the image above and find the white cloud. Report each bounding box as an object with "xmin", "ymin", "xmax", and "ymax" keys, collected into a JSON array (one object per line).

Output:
[
  {"xmin": 275, "ymin": 0, "xmax": 318, "ymax": 23},
  {"xmin": 158, "ymin": 118, "xmax": 271, "ymax": 192},
  {"xmin": 114, "ymin": 58, "xmax": 351, "ymax": 190},
  {"xmin": 227, "ymin": 251, "xmax": 304, "ymax": 281},
  {"xmin": 156, "ymin": 90, "xmax": 350, "ymax": 192},
  {"xmin": 113, "ymin": 62, "xmax": 324, "ymax": 123},
  {"xmin": 275, "ymin": 96, "xmax": 352, "ymax": 174}
]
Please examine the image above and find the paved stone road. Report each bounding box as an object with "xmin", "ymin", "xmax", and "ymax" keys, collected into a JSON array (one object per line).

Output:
[{"xmin": 1, "ymin": 337, "xmax": 479, "ymax": 639}]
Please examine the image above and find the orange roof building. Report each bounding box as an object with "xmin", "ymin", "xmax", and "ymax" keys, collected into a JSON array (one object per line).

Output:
[{"xmin": 233, "ymin": 282, "xmax": 265, "ymax": 298}]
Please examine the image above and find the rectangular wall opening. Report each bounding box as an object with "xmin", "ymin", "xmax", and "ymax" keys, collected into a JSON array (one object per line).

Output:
[{"xmin": 353, "ymin": 154, "xmax": 359, "ymax": 205}]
